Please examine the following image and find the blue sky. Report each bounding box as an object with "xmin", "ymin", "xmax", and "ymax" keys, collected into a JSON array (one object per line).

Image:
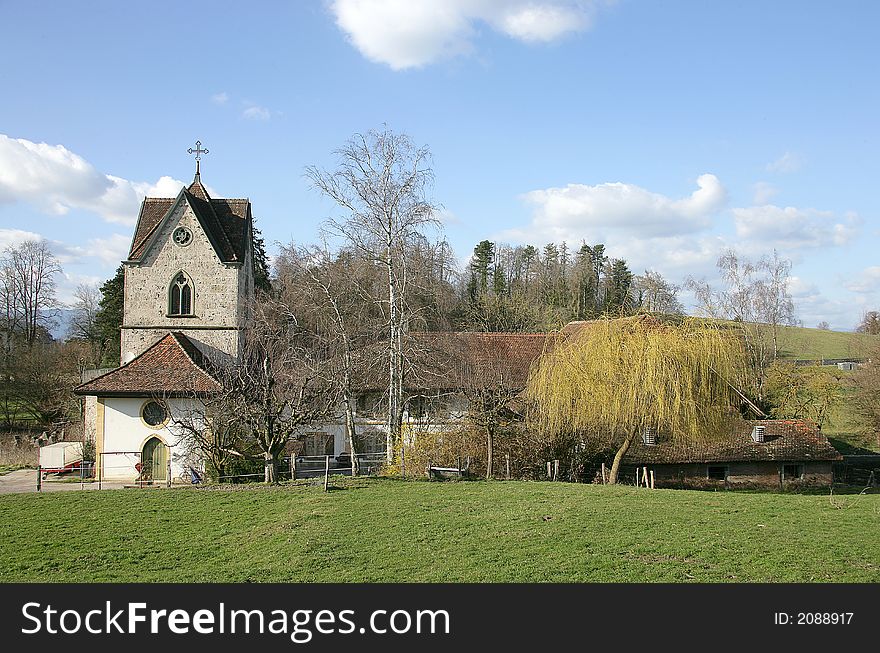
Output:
[{"xmin": 0, "ymin": 0, "xmax": 877, "ymax": 330}]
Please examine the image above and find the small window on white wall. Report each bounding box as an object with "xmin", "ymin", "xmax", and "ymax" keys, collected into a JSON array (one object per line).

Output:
[{"xmin": 141, "ymin": 401, "xmax": 168, "ymax": 427}]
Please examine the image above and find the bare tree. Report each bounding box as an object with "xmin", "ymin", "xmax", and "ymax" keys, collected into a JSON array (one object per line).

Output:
[
  {"xmin": 69, "ymin": 282, "xmax": 105, "ymax": 366},
  {"xmin": 172, "ymin": 385, "xmax": 247, "ymax": 483},
  {"xmin": 687, "ymin": 248, "xmax": 796, "ymax": 402},
  {"xmin": 275, "ymin": 243, "xmax": 383, "ymax": 476},
  {"xmin": 856, "ymin": 311, "xmax": 880, "ymax": 335},
  {"xmin": 14, "ymin": 342, "xmax": 79, "ymax": 432},
  {"xmin": 306, "ymin": 127, "xmax": 439, "ymax": 461},
  {"xmin": 234, "ymin": 299, "xmax": 340, "ymax": 482},
  {"xmin": 816, "ymin": 321, "xmax": 831, "ymax": 331},
  {"xmin": 632, "ymin": 270, "xmax": 684, "ymax": 315},
  {"xmin": 0, "ymin": 240, "xmax": 61, "ymax": 350},
  {"xmin": 460, "ymin": 366, "xmax": 521, "ymax": 480}
]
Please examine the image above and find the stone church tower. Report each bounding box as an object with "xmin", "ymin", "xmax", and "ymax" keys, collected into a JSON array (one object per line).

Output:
[
  {"xmin": 120, "ymin": 166, "xmax": 254, "ymax": 364},
  {"xmin": 74, "ymin": 152, "xmax": 255, "ymax": 483}
]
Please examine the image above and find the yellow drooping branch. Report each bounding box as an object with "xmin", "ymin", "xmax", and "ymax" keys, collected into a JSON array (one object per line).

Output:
[{"xmin": 526, "ymin": 316, "xmax": 746, "ymax": 445}]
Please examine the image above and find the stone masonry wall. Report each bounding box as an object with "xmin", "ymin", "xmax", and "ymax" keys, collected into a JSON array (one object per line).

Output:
[{"xmin": 121, "ymin": 199, "xmax": 248, "ymax": 364}]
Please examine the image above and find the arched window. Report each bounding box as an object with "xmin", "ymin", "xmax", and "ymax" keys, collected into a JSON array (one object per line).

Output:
[{"xmin": 169, "ymin": 272, "xmax": 193, "ymax": 316}]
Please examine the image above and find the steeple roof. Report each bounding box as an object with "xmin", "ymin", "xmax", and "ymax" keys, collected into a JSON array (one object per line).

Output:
[
  {"xmin": 126, "ymin": 175, "xmax": 251, "ymax": 264},
  {"xmin": 187, "ymin": 173, "xmax": 211, "ymax": 201}
]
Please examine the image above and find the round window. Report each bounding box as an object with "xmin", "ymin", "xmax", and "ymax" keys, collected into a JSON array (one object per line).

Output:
[
  {"xmin": 142, "ymin": 401, "xmax": 168, "ymax": 427},
  {"xmin": 172, "ymin": 226, "xmax": 193, "ymax": 247}
]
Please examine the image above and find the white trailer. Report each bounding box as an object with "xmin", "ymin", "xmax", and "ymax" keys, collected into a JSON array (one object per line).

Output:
[{"xmin": 39, "ymin": 441, "xmax": 82, "ymax": 474}]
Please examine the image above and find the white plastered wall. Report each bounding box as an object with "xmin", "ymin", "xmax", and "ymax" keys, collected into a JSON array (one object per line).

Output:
[{"xmin": 98, "ymin": 397, "xmax": 205, "ymax": 482}]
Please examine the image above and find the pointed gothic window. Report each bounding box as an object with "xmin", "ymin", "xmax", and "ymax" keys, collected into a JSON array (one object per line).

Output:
[{"xmin": 169, "ymin": 272, "xmax": 194, "ymax": 316}]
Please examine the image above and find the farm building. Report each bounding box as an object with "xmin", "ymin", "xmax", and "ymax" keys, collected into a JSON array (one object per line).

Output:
[{"xmin": 621, "ymin": 419, "xmax": 842, "ymax": 489}]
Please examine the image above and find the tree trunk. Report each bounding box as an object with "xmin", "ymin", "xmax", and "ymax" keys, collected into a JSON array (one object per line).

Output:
[
  {"xmin": 386, "ymin": 245, "xmax": 399, "ymax": 463},
  {"xmin": 344, "ymin": 393, "xmax": 359, "ymax": 477},
  {"xmin": 485, "ymin": 424, "xmax": 494, "ymax": 479},
  {"xmin": 607, "ymin": 431, "xmax": 636, "ymax": 485},
  {"xmin": 264, "ymin": 451, "xmax": 277, "ymax": 483}
]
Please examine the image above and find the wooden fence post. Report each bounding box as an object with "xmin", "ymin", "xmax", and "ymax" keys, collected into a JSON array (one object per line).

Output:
[
  {"xmin": 553, "ymin": 459, "xmax": 559, "ymax": 481},
  {"xmin": 167, "ymin": 459, "xmax": 172, "ymax": 488},
  {"xmin": 650, "ymin": 470, "xmax": 655, "ymax": 489},
  {"xmin": 289, "ymin": 455, "xmax": 296, "ymax": 481},
  {"xmin": 505, "ymin": 453, "xmax": 510, "ymax": 481},
  {"xmin": 36, "ymin": 466, "xmax": 41, "ymax": 492},
  {"xmin": 546, "ymin": 461, "xmax": 551, "ymax": 479},
  {"xmin": 601, "ymin": 463, "xmax": 607, "ymax": 485},
  {"xmin": 323, "ymin": 455, "xmax": 330, "ymax": 492}
]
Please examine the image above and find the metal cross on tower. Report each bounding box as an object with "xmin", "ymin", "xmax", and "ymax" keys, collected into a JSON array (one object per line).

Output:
[{"xmin": 187, "ymin": 140, "xmax": 209, "ymax": 176}]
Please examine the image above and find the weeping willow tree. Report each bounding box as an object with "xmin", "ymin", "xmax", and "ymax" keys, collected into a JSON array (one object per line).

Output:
[{"xmin": 527, "ymin": 316, "xmax": 747, "ymax": 484}]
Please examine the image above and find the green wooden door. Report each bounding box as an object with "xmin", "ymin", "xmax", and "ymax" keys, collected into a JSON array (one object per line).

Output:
[{"xmin": 143, "ymin": 437, "xmax": 167, "ymax": 482}]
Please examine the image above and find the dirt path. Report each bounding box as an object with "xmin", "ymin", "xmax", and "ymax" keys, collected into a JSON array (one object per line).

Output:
[{"xmin": 0, "ymin": 469, "xmax": 127, "ymax": 494}]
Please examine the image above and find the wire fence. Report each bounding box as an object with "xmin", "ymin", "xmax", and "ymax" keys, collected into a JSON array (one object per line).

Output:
[{"xmin": 33, "ymin": 451, "xmax": 390, "ymax": 492}]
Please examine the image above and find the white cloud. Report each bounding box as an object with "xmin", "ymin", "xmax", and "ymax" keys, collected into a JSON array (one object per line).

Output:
[
  {"xmin": 85, "ymin": 234, "xmax": 131, "ymax": 266},
  {"xmin": 242, "ymin": 105, "xmax": 271, "ymax": 121},
  {"xmin": 434, "ymin": 207, "xmax": 461, "ymax": 225},
  {"xmin": 508, "ymin": 173, "xmax": 726, "ymax": 243},
  {"xmin": 752, "ymin": 181, "xmax": 778, "ymax": 204},
  {"xmin": 211, "ymin": 91, "xmax": 229, "ymax": 105},
  {"xmin": 330, "ymin": 0, "xmax": 600, "ymax": 70},
  {"xmin": 0, "ymin": 134, "xmax": 186, "ymax": 226},
  {"xmin": 787, "ymin": 285, "xmax": 859, "ymax": 332},
  {"xmin": 732, "ymin": 205, "xmax": 859, "ymax": 249},
  {"xmin": 0, "ymin": 228, "xmax": 127, "ymax": 306},
  {"xmin": 766, "ymin": 151, "xmax": 803, "ymax": 174},
  {"xmin": 845, "ymin": 266, "xmax": 880, "ymax": 294},
  {"xmin": 0, "ymin": 228, "xmax": 45, "ymax": 251},
  {"xmin": 787, "ymin": 275, "xmax": 819, "ymax": 299}
]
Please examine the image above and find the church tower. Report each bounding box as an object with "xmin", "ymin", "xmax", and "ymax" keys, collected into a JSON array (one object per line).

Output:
[
  {"xmin": 119, "ymin": 152, "xmax": 254, "ymax": 364},
  {"xmin": 75, "ymin": 145, "xmax": 256, "ymax": 484}
]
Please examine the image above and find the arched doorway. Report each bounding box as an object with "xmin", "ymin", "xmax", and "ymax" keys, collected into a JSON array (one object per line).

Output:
[{"xmin": 142, "ymin": 436, "xmax": 167, "ymax": 482}]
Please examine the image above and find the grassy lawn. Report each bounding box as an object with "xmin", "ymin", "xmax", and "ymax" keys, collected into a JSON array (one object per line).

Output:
[
  {"xmin": 776, "ymin": 324, "xmax": 875, "ymax": 361},
  {"xmin": 0, "ymin": 478, "xmax": 877, "ymax": 583}
]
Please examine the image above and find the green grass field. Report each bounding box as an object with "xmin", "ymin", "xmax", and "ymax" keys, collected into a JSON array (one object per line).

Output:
[
  {"xmin": 776, "ymin": 324, "xmax": 875, "ymax": 361},
  {"xmin": 0, "ymin": 478, "xmax": 877, "ymax": 583}
]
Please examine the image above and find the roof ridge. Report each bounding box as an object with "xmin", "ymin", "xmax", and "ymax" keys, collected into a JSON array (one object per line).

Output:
[
  {"xmin": 127, "ymin": 190, "xmax": 184, "ymax": 260},
  {"xmin": 183, "ymin": 190, "xmax": 238, "ymax": 262},
  {"xmin": 73, "ymin": 332, "xmax": 176, "ymax": 392},
  {"xmin": 168, "ymin": 332, "xmax": 221, "ymax": 387}
]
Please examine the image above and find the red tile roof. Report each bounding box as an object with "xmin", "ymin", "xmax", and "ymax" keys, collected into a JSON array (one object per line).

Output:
[
  {"xmin": 127, "ymin": 177, "xmax": 250, "ymax": 263},
  {"xmin": 412, "ymin": 332, "xmax": 550, "ymax": 389},
  {"xmin": 74, "ymin": 332, "xmax": 222, "ymax": 397},
  {"xmin": 623, "ymin": 419, "xmax": 842, "ymax": 464}
]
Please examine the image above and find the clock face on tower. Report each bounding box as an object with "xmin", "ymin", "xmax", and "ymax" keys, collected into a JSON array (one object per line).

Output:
[{"xmin": 172, "ymin": 226, "xmax": 193, "ymax": 247}]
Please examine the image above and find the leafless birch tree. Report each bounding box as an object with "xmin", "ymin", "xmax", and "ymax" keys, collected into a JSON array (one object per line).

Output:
[
  {"xmin": 687, "ymin": 249, "xmax": 796, "ymax": 402},
  {"xmin": 306, "ymin": 127, "xmax": 439, "ymax": 461}
]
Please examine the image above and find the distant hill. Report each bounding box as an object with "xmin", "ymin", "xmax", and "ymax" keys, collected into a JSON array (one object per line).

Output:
[
  {"xmin": 48, "ymin": 308, "xmax": 74, "ymax": 341},
  {"xmin": 775, "ymin": 324, "xmax": 876, "ymax": 361}
]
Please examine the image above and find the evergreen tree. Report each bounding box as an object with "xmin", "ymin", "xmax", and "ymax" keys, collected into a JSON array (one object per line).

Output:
[
  {"xmin": 603, "ymin": 259, "xmax": 634, "ymax": 315},
  {"xmin": 470, "ymin": 240, "xmax": 494, "ymax": 295},
  {"xmin": 94, "ymin": 264, "xmax": 125, "ymax": 365},
  {"xmin": 252, "ymin": 222, "xmax": 272, "ymax": 295}
]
